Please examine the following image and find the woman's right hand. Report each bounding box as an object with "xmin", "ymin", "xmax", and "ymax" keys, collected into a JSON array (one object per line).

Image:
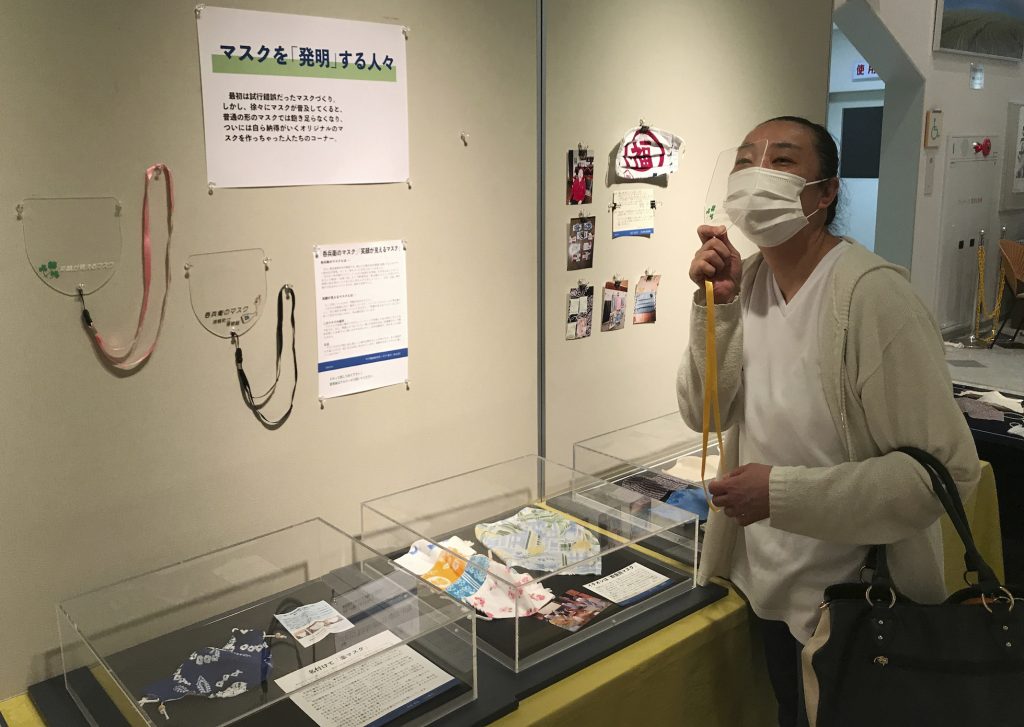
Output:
[{"xmin": 690, "ymin": 225, "xmax": 742, "ymax": 304}]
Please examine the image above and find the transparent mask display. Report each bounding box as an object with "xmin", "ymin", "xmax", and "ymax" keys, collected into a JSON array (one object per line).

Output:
[
  {"xmin": 704, "ymin": 140, "xmax": 769, "ymax": 229},
  {"xmin": 20, "ymin": 196, "xmax": 124, "ymax": 296},
  {"xmin": 186, "ymin": 248, "xmax": 267, "ymax": 338},
  {"xmin": 706, "ymin": 140, "xmax": 828, "ymax": 248}
]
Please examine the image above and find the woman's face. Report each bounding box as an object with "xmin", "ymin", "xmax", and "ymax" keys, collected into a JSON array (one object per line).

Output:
[{"xmin": 735, "ymin": 120, "xmax": 836, "ymax": 220}]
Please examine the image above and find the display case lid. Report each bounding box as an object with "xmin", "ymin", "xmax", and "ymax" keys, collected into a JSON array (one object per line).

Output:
[{"xmin": 573, "ymin": 412, "xmax": 708, "ymax": 471}]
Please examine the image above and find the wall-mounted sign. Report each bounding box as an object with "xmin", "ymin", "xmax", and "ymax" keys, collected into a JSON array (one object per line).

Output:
[{"xmin": 851, "ymin": 60, "xmax": 879, "ymax": 81}]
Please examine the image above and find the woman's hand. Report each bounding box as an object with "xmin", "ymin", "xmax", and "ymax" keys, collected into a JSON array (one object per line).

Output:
[
  {"xmin": 690, "ymin": 225, "xmax": 742, "ymax": 304},
  {"xmin": 709, "ymin": 463, "xmax": 772, "ymax": 526}
]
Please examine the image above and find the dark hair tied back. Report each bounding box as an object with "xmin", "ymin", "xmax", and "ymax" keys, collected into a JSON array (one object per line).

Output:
[{"xmin": 766, "ymin": 115, "xmax": 840, "ymax": 229}]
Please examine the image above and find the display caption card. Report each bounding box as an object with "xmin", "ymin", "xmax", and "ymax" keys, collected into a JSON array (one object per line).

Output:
[
  {"xmin": 583, "ymin": 562, "xmax": 671, "ymax": 606},
  {"xmin": 275, "ymin": 600, "xmax": 354, "ymax": 647},
  {"xmin": 281, "ymin": 630, "xmax": 458, "ymax": 727},
  {"xmin": 612, "ymin": 189, "xmax": 655, "ymax": 238},
  {"xmin": 314, "ymin": 242, "xmax": 408, "ymax": 399}
]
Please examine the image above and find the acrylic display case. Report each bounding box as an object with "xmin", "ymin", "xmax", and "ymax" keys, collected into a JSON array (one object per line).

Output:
[
  {"xmin": 573, "ymin": 413, "xmax": 717, "ymax": 564},
  {"xmin": 58, "ymin": 519, "xmax": 476, "ymax": 727},
  {"xmin": 361, "ymin": 455, "xmax": 698, "ymax": 672}
]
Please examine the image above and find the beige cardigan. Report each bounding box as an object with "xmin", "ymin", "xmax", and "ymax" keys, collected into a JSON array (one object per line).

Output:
[{"xmin": 677, "ymin": 241, "xmax": 980, "ymax": 604}]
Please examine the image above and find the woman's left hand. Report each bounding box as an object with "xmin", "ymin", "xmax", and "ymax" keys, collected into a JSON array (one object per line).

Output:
[{"xmin": 708, "ymin": 463, "xmax": 772, "ymax": 526}]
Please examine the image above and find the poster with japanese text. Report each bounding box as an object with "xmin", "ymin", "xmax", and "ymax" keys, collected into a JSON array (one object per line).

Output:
[
  {"xmin": 197, "ymin": 6, "xmax": 409, "ymax": 188},
  {"xmin": 314, "ymin": 242, "xmax": 408, "ymax": 399}
]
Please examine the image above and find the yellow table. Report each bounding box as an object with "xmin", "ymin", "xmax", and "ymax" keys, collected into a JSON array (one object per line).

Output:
[{"xmin": 494, "ymin": 463, "xmax": 1003, "ymax": 727}]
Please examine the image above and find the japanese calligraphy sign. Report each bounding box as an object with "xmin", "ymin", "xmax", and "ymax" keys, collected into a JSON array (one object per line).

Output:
[
  {"xmin": 197, "ymin": 6, "xmax": 409, "ymax": 188},
  {"xmin": 614, "ymin": 125, "xmax": 684, "ymax": 180},
  {"xmin": 313, "ymin": 241, "xmax": 408, "ymax": 398}
]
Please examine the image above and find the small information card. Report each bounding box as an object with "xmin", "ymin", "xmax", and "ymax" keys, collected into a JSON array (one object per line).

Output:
[{"xmin": 583, "ymin": 562, "xmax": 671, "ymax": 606}]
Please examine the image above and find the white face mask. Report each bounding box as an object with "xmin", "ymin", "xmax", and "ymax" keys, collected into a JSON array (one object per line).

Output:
[{"xmin": 722, "ymin": 167, "xmax": 828, "ymax": 248}]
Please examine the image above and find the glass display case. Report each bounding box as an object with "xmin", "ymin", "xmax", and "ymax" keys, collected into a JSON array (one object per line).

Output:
[
  {"xmin": 58, "ymin": 519, "xmax": 476, "ymax": 727},
  {"xmin": 361, "ymin": 455, "xmax": 698, "ymax": 672},
  {"xmin": 573, "ymin": 413, "xmax": 717, "ymax": 564}
]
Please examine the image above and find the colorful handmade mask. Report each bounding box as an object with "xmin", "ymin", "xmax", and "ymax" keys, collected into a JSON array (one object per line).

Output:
[
  {"xmin": 137, "ymin": 628, "xmax": 274, "ymax": 720},
  {"xmin": 467, "ymin": 561, "xmax": 554, "ymax": 619},
  {"xmin": 475, "ymin": 506, "xmax": 602, "ymax": 575}
]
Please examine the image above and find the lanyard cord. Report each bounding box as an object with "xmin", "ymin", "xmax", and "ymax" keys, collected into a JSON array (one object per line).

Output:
[
  {"xmin": 700, "ymin": 280, "xmax": 724, "ymax": 512},
  {"xmin": 232, "ymin": 285, "xmax": 297, "ymax": 429},
  {"xmin": 80, "ymin": 164, "xmax": 174, "ymax": 370}
]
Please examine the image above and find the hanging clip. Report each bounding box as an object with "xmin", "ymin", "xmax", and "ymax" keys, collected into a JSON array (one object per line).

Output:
[
  {"xmin": 230, "ymin": 331, "xmax": 243, "ymax": 369},
  {"xmin": 195, "ymin": 4, "xmax": 205, "ymax": 19},
  {"xmin": 638, "ymin": 118, "xmax": 649, "ymax": 131},
  {"xmin": 15, "ymin": 203, "xmax": 24, "ymax": 221},
  {"xmin": 77, "ymin": 285, "xmax": 94, "ymax": 328},
  {"xmin": 612, "ymin": 275, "xmax": 622, "ymax": 285},
  {"xmin": 319, "ymin": 396, "xmax": 325, "ymax": 410},
  {"xmin": 460, "ymin": 132, "xmax": 470, "ymax": 146},
  {"xmin": 208, "ymin": 182, "xmax": 216, "ymax": 196}
]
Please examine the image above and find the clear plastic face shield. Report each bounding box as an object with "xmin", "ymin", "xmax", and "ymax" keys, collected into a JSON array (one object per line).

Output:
[
  {"xmin": 704, "ymin": 139, "xmax": 769, "ymax": 230},
  {"xmin": 706, "ymin": 139, "xmax": 828, "ymax": 248}
]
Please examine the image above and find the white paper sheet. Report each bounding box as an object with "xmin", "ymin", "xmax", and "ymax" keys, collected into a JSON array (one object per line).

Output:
[
  {"xmin": 612, "ymin": 189, "xmax": 655, "ymax": 238},
  {"xmin": 275, "ymin": 630, "xmax": 399, "ymax": 693},
  {"xmin": 285, "ymin": 631, "xmax": 458, "ymax": 727},
  {"xmin": 196, "ymin": 6, "xmax": 409, "ymax": 188},
  {"xmin": 274, "ymin": 600, "xmax": 353, "ymax": 647},
  {"xmin": 314, "ymin": 242, "xmax": 408, "ymax": 398},
  {"xmin": 583, "ymin": 562, "xmax": 670, "ymax": 605}
]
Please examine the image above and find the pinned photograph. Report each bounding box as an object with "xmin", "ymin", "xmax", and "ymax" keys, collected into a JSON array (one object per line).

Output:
[
  {"xmin": 633, "ymin": 273, "xmax": 661, "ymax": 324},
  {"xmin": 567, "ymin": 216, "xmax": 596, "ymax": 271},
  {"xmin": 535, "ymin": 589, "xmax": 611, "ymax": 632},
  {"xmin": 600, "ymin": 279, "xmax": 628, "ymax": 332},
  {"xmin": 566, "ymin": 147, "xmax": 594, "ymax": 205},
  {"xmin": 566, "ymin": 283, "xmax": 594, "ymax": 340}
]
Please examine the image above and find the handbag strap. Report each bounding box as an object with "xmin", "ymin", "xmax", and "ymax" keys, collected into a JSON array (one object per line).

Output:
[{"xmin": 870, "ymin": 447, "xmax": 1000, "ymax": 594}]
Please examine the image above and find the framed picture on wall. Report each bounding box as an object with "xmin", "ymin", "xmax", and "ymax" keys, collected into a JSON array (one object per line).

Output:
[
  {"xmin": 1001, "ymin": 101, "xmax": 1024, "ymax": 211},
  {"xmin": 933, "ymin": 1, "xmax": 1024, "ymax": 62}
]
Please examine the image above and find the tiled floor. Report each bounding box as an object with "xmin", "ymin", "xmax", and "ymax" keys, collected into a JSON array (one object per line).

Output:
[{"xmin": 945, "ymin": 342, "xmax": 1024, "ymax": 395}]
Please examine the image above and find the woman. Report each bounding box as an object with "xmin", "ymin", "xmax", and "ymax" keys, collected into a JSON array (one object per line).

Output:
[{"xmin": 677, "ymin": 116, "xmax": 980, "ymax": 727}]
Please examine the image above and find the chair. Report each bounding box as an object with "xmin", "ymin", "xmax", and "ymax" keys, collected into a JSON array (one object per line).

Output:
[{"xmin": 990, "ymin": 239, "xmax": 1024, "ymax": 347}]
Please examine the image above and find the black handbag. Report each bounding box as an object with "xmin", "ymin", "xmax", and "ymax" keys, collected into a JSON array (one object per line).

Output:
[{"xmin": 801, "ymin": 447, "xmax": 1023, "ymax": 726}]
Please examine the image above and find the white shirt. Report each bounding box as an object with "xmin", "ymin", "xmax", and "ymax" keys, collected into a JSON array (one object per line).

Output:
[{"xmin": 730, "ymin": 241, "xmax": 869, "ymax": 643}]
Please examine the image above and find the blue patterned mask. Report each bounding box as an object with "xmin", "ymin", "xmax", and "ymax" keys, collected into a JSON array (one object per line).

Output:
[{"xmin": 137, "ymin": 628, "xmax": 275, "ymax": 720}]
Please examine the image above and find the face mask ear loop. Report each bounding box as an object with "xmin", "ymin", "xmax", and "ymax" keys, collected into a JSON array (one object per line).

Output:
[{"xmin": 700, "ymin": 280, "xmax": 725, "ymax": 513}]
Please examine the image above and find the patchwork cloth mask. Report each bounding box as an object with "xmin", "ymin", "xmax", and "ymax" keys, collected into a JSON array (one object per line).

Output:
[
  {"xmin": 446, "ymin": 554, "xmax": 491, "ymax": 601},
  {"xmin": 475, "ymin": 507, "xmax": 602, "ymax": 575},
  {"xmin": 467, "ymin": 561, "xmax": 555, "ymax": 619},
  {"xmin": 394, "ymin": 537, "xmax": 476, "ymax": 576},
  {"xmin": 138, "ymin": 628, "xmax": 274, "ymax": 720}
]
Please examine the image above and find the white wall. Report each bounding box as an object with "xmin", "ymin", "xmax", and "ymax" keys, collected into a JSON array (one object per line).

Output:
[
  {"xmin": 830, "ymin": 26, "xmax": 886, "ymax": 93},
  {"xmin": 0, "ymin": 0, "xmax": 537, "ymax": 698},
  {"xmin": 843, "ymin": 0, "xmax": 1024, "ymax": 310},
  {"xmin": 543, "ymin": 0, "xmax": 833, "ymax": 465}
]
